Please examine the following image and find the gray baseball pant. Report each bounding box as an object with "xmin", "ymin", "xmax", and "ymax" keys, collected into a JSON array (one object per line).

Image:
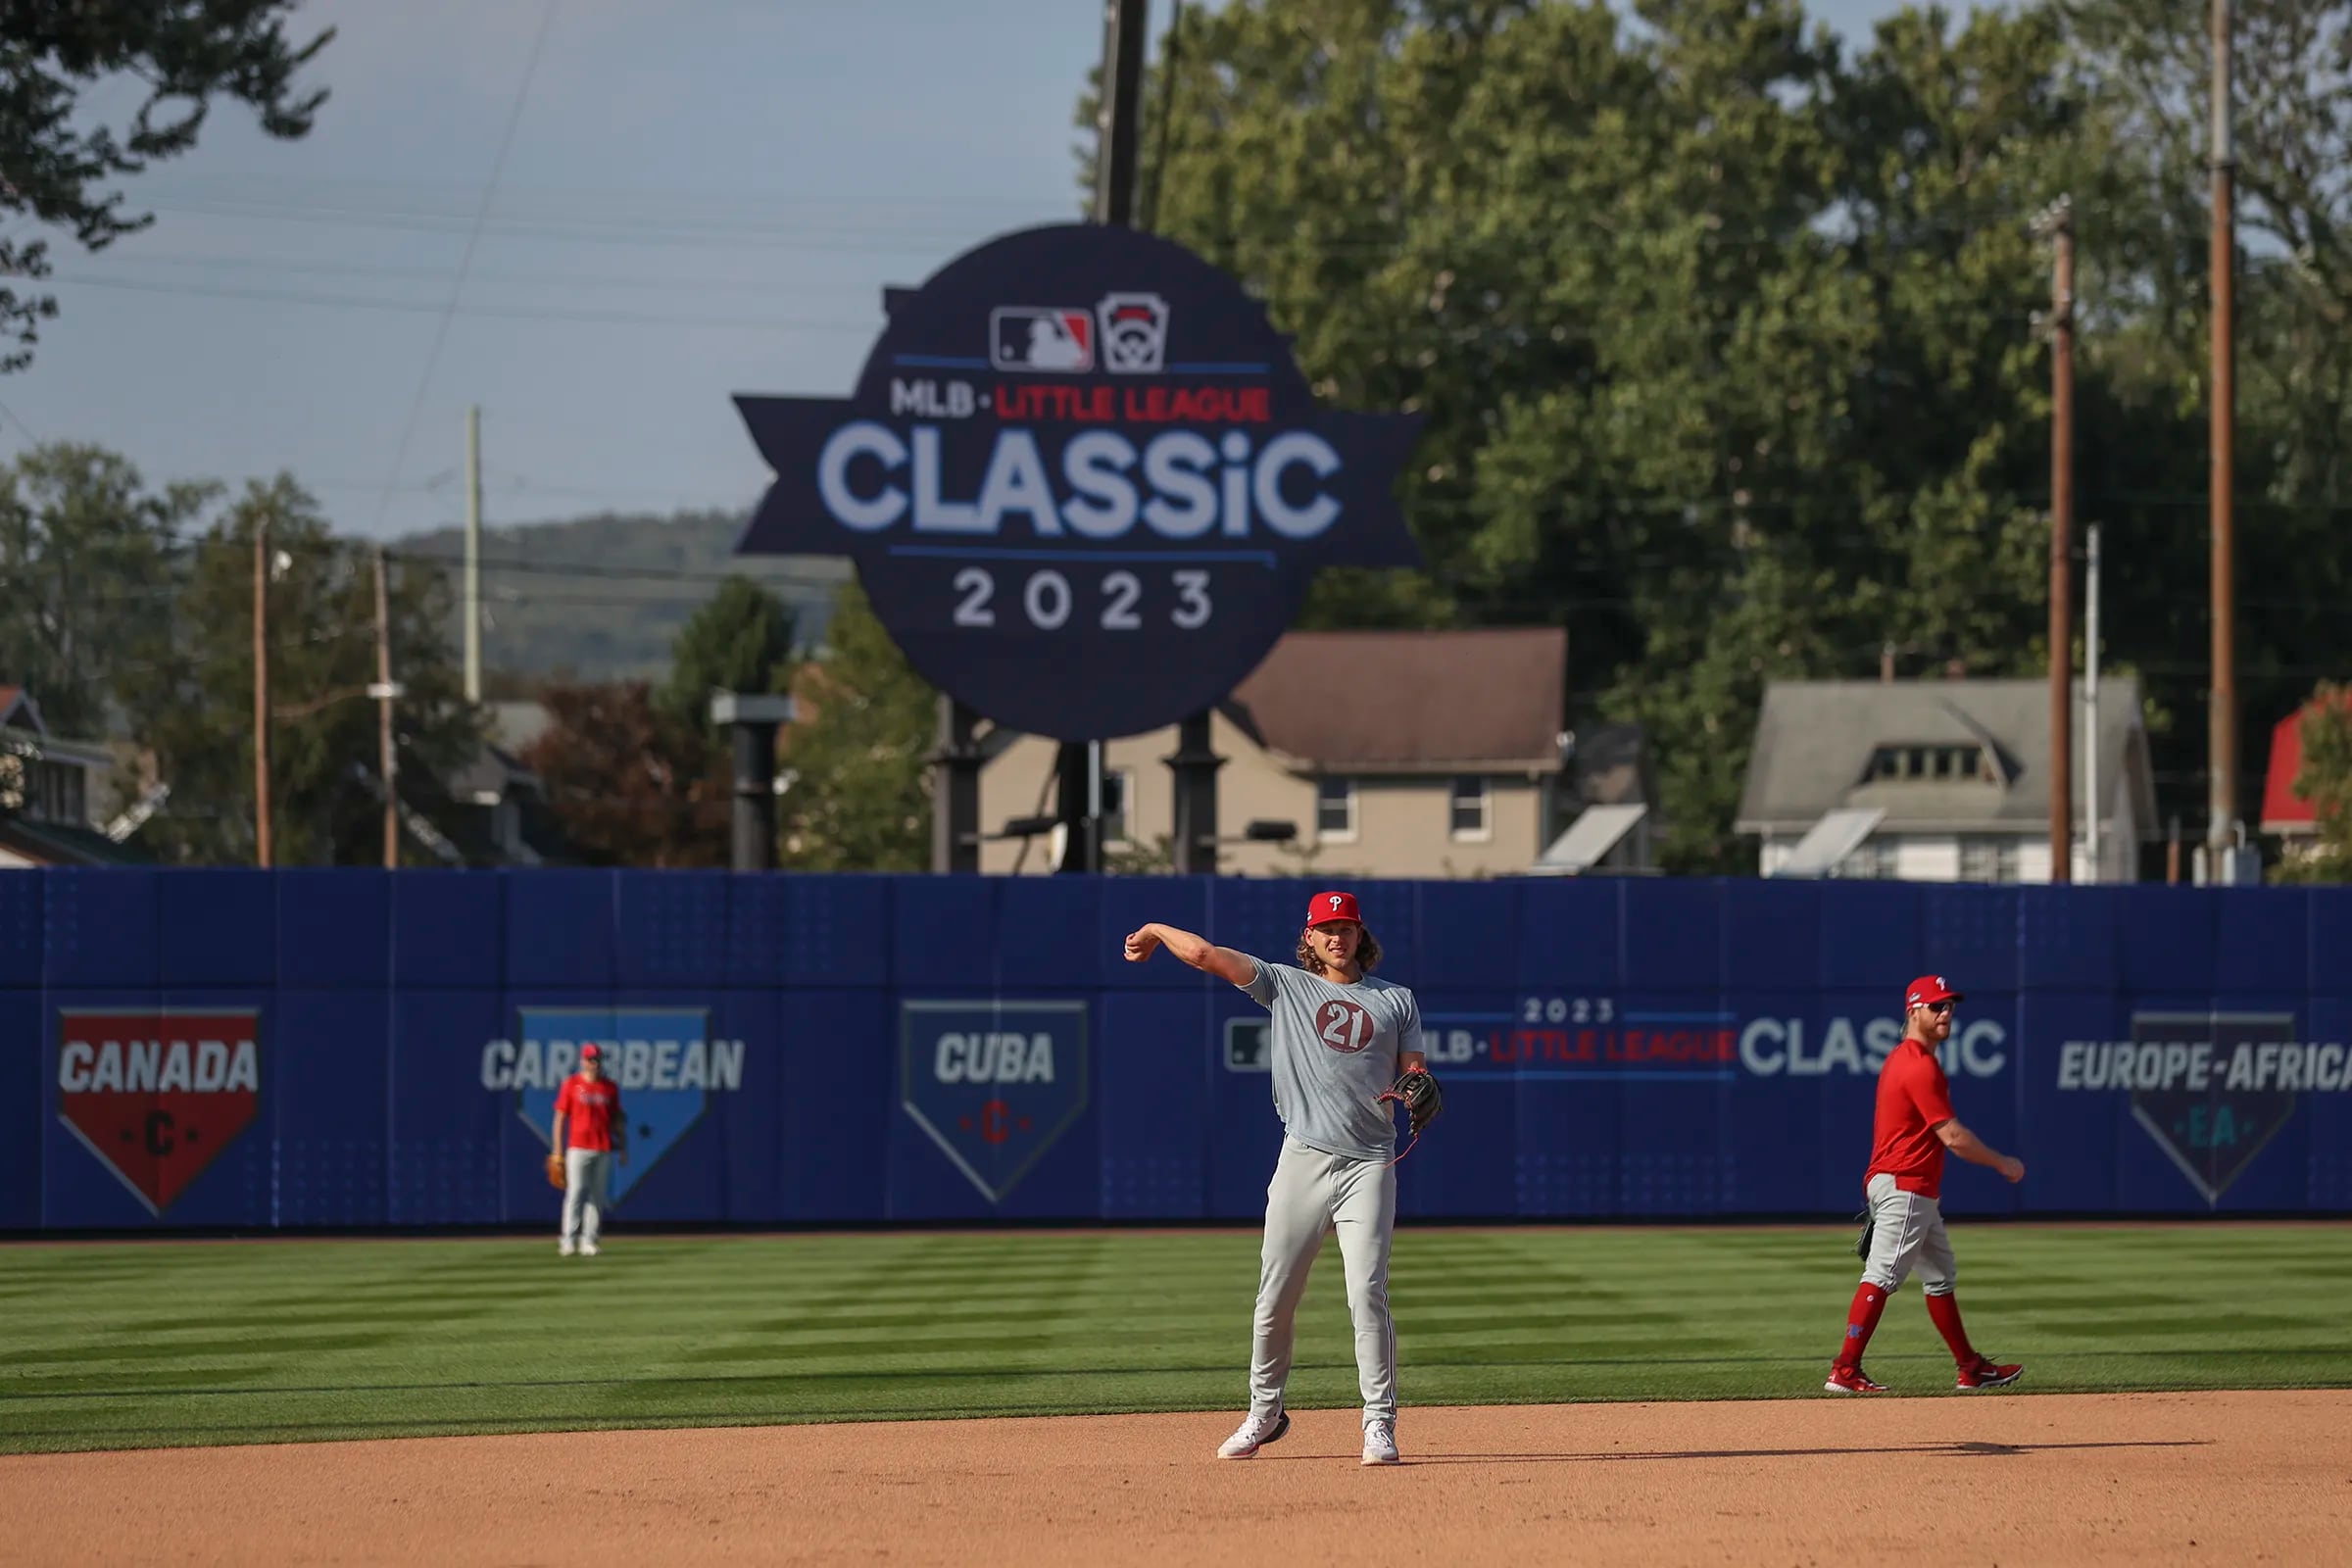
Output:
[
  {"xmin": 1859, "ymin": 1171, "xmax": 1957, "ymax": 1295},
  {"xmin": 1248, "ymin": 1135, "xmax": 1397, "ymax": 1428},
  {"xmin": 563, "ymin": 1149, "xmax": 612, "ymax": 1248}
]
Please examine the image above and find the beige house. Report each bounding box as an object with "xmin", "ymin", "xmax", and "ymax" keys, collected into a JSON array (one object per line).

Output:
[{"xmin": 978, "ymin": 628, "xmax": 1580, "ymax": 879}]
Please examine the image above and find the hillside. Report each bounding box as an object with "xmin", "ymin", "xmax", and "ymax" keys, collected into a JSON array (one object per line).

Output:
[{"xmin": 396, "ymin": 509, "xmax": 849, "ymax": 684}]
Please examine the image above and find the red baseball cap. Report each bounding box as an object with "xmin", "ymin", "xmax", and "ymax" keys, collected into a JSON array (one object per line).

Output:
[
  {"xmin": 579, "ymin": 1043, "xmax": 604, "ymax": 1061},
  {"xmin": 1305, "ymin": 891, "xmax": 1363, "ymax": 927},
  {"xmin": 1904, "ymin": 974, "xmax": 1964, "ymax": 1008}
]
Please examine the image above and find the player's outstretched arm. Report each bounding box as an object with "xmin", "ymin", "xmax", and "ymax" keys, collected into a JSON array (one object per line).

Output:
[
  {"xmin": 1123, "ymin": 922, "xmax": 1256, "ymax": 988},
  {"xmin": 1936, "ymin": 1118, "xmax": 2025, "ymax": 1183}
]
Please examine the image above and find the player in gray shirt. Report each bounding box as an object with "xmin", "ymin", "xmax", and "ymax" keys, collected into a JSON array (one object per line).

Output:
[{"xmin": 1124, "ymin": 890, "xmax": 1439, "ymax": 1466}]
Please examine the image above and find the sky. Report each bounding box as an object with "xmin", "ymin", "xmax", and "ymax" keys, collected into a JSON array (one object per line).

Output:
[{"xmin": 18, "ymin": 0, "xmax": 1934, "ymax": 543}]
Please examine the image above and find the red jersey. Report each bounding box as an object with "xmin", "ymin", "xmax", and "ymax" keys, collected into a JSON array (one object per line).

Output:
[
  {"xmin": 1866, "ymin": 1037, "xmax": 1957, "ymax": 1199},
  {"xmin": 555, "ymin": 1071, "xmax": 623, "ymax": 1152}
]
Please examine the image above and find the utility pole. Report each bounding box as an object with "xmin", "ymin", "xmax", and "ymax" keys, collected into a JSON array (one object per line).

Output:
[
  {"xmin": 464, "ymin": 406, "xmax": 483, "ymax": 705},
  {"xmin": 2037, "ymin": 196, "xmax": 2076, "ymax": 882},
  {"xmin": 2209, "ymin": 0, "xmax": 2240, "ymax": 875},
  {"xmin": 2085, "ymin": 522, "xmax": 2103, "ymax": 882},
  {"xmin": 371, "ymin": 547, "xmax": 401, "ymax": 869},
  {"xmin": 1053, "ymin": 0, "xmax": 1151, "ymax": 877},
  {"xmin": 253, "ymin": 523, "xmax": 272, "ymax": 868}
]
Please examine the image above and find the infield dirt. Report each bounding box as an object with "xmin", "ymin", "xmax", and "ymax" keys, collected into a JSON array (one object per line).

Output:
[{"xmin": 2, "ymin": 1389, "xmax": 2343, "ymax": 1565}]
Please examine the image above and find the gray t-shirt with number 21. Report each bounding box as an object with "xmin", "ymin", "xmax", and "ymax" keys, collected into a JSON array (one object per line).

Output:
[{"xmin": 1245, "ymin": 957, "xmax": 1425, "ymax": 1161}]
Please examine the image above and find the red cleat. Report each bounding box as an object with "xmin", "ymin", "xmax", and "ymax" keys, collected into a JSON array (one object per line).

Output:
[
  {"xmin": 1955, "ymin": 1357, "xmax": 2024, "ymax": 1392},
  {"xmin": 1824, "ymin": 1364, "xmax": 1889, "ymax": 1394}
]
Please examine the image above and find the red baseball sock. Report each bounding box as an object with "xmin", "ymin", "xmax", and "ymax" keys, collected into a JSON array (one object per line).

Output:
[
  {"xmin": 1835, "ymin": 1283, "xmax": 1889, "ymax": 1368},
  {"xmin": 1925, "ymin": 1292, "xmax": 1977, "ymax": 1366}
]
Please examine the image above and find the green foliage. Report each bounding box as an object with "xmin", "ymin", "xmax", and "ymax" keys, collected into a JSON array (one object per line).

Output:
[
  {"xmin": 113, "ymin": 476, "xmax": 480, "ymax": 865},
  {"xmin": 520, "ymin": 680, "xmax": 730, "ymax": 868},
  {"xmin": 0, "ymin": 2, "xmax": 333, "ymax": 370},
  {"xmin": 660, "ymin": 575, "xmax": 797, "ymax": 735},
  {"xmin": 777, "ymin": 580, "xmax": 937, "ymax": 872},
  {"xmin": 2272, "ymin": 682, "xmax": 2352, "ymax": 882},
  {"xmin": 0, "ymin": 443, "xmax": 211, "ymax": 737},
  {"xmin": 1087, "ymin": 0, "xmax": 2352, "ymax": 868}
]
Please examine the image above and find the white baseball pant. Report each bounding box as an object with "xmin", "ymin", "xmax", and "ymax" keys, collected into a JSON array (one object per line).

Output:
[
  {"xmin": 562, "ymin": 1149, "xmax": 612, "ymax": 1248},
  {"xmin": 1248, "ymin": 1136, "xmax": 1398, "ymax": 1428},
  {"xmin": 1859, "ymin": 1171, "xmax": 1957, "ymax": 1295}
]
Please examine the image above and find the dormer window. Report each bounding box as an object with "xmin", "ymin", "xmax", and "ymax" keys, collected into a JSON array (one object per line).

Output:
[{"xmin": 1865, "ymin": 744, "xmax": 1990, "ymax": 784}]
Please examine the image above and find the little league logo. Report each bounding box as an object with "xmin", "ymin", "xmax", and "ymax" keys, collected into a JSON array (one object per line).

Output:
[
  {"xmin": 54, "ymin": 1007, "xmax": 264, "ymax": 1215},
  {"xmin": 482, "ymin": 1005, "xmax": 746, "ymax": 1206},
  {"xmin": 901, "ymin": 1000, "xmax": 1089, "ymax": 1202},
  {"xmin": 733, "ymin": 222, "xmax": 1422, "ymax": 743}
]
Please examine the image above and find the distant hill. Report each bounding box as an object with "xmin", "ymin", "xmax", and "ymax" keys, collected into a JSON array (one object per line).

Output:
[{"xmin": 396, "ymin": 509, "xmax": 849, "ymax": 684}]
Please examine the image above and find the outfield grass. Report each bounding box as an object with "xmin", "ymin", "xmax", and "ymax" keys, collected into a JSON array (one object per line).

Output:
[{"xmin": 2, "ymin": 1223, "xmax": 2348, "ymax": 1454}]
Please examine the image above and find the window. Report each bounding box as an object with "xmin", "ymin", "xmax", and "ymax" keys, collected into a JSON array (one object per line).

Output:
[
  {"xmin": 1315, "ymin": 776, "xmax": 1356, "ymax": 842},
  {"xmin": 28, "ymin": 760, "xmax": 83, "ymax": 825},
  {"xmin": 1866, "ymin": 744, "xmax": 1987, "ymax": 783},
  {"xmin": 1448, "ymin": 776, "xmax": 1491, "ymax": 841},
  {"xmin": 1838, "ymin": 839, "xmax": 1891, "ymax": 879},
  {"xmin": 1100, "ymin": 768, "xmax": 1132, "ymax": 845},
  {"xmin": 1959, "ymin": 836, "xmax": 2019, "ymax": 884}
]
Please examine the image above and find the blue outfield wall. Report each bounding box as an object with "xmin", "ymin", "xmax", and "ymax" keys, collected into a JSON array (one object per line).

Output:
[{"xmin": 5, "ymin": 868, "xmax": 2351, "ymax": 1232}]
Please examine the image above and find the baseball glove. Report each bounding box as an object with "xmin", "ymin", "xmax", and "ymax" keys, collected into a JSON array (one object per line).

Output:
[
  {"xmin": 545, "ymin": 1151, "xmax": 566, "ymax": 1191},
  {"xmin": 1380, "ymin": 1068, "xmax": 1444, "ymax": 1138},
  {"xmin": 1851, "ymin": 1204, "xmax": 1875, "ymax": 1260}
]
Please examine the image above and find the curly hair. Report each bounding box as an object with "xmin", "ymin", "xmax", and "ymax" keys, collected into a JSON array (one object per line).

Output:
[{"xmin": 1298, "ymin": 925, "xmax": 1381, "ymax": 977}]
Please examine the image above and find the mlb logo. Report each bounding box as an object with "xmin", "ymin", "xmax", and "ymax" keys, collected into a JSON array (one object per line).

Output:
[
  {"xmin": 990, "ymin": 307, "xmax": 1094, "ymax": 372},
  {"xmin": 1224, "ymin": 1017, "xmax": 1271, "ymax": 1073},
  {"xmin": 1096, "ymin": 291, "xmax": 1170, "ymax": 373}
]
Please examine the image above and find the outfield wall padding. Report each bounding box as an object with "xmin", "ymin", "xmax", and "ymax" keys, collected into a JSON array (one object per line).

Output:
[{"xmin": 7, "ymin": 868, "xmax": 2350, "ymax": 1231}]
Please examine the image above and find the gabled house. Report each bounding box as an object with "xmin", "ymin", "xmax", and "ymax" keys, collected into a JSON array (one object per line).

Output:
[
  {"xmin": 977, "ymin": 628, "xmax": 1622, "ymax": 879},
  {"xmin": 0, "ymin": 685, "xmax": 151, "ymax": 867},
  {"xmin": 1736, "ymin": 677, "xmax": 2156, "ymax": 883}
]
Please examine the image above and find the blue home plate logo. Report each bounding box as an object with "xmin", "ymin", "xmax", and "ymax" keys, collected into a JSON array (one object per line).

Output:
[
  {"xmin": 2051, "ymin": 1010, "xmax": 2339, "ymax": 1204},
  {"xmin": 482, "ymin": 1005, "xmax": 745, "ymax": 1205},
  {"xmin": 901, "ymin": 1000, "xmax": 1089, "ymax": 1202}
]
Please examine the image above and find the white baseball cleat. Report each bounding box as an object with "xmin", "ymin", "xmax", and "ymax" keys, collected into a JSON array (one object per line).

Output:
[
  {"xmin": 558, "ymin": 1241, "xmax": 576, "ymax": 1257},
  {"xmin": 1361, "ymin": 1417, "xmax": 1400, "ymax": 1466},
  {"xmin": 1216, "ymin": 1410, "xmax": 1290, "ymax": 1459},
  {"xmin": 580, "ymin": 1242, "xmax": 601, "ymax": 1257}
]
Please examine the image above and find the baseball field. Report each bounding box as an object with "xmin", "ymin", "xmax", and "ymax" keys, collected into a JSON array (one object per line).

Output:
[{"xmin": 4, "ymin": 1221, "xmax": 2350, "ymax": 1562}]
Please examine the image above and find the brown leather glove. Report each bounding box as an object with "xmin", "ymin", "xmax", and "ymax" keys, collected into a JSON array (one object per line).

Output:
[
  {"xmin": 1379, "ymin": 1068, "xmax": 1443, "ymax": 1137},
  {"xmin": 545, "ymin": 1151, "xmax": 566, "ymax": 1191}
]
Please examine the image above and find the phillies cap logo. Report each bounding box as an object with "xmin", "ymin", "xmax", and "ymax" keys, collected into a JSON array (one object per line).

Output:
[{"xmin": 55, "ymin": 1007, "xmax": 264, "ymax": 1215}]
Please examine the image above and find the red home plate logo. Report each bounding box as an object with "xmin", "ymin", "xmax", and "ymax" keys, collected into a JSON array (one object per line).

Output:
[{"xmin": 56, "ymin": 1008, "xmax": 264, "ymax": 1215}]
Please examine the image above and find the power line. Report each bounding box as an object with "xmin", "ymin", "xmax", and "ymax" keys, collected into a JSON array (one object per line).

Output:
[{"xmin": 369, "ymin": 0, "xmax": 559, "ymax": 534}]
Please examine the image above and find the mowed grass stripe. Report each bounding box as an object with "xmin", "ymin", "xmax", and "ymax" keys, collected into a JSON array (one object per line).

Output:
[{"xmin": 0, "ymin": 1223, "xmax": 2346, "ymax": 1454}]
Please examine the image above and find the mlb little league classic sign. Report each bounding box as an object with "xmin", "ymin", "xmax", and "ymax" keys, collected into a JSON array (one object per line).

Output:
[{"xmin": 733, "ymin": 223, "xmax": 1424, "ymax": 742}]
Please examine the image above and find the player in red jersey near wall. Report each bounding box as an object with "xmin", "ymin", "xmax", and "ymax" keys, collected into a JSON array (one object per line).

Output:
[
  {"xmin": 1826, "ymin": 975, "xmax": 2026, "ymax": 1395},
  {"xmin": 552, "ymin": 1043, "xmax": 627, "ymax": 1257}
]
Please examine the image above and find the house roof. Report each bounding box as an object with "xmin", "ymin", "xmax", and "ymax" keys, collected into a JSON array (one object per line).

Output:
[
  {"xmin": 2263, "ymin": 692, "xmax": 2352, "ymax": 833},
  {"xmin": 0, "ymin": 816, "xmax": 154, "ymax": 866},
  {"xmin": 1736, "ymin": 677, "xmax": 2156, "ymax": 836},
  {"xmin": 1220, "ymin": 628, "xmax": 1567, "ymax": 772},
  {"xmin": 0, "ymin": 686, "xmax": 40, "ymax": 732}
]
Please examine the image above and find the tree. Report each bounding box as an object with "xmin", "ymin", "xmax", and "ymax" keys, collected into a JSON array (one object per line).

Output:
[
  {"xmin": 0, "ymin": 443, "xmax": 211, "ymax": 735},
  {"xmin": 519, "ymin": 681, "xmax": 731, "ymax": 868},
  {"xmin": 776, "ymin": 581, "xmax": 935, "ymax": 871},
  {"xmin": 0, "ymin": 3, "xmax": 333, "ymax": 371},
  {"xmin": 2274, "ymin": 682, "xmax": 2352, "ymax": 882},
  {"xmin": 113, "ymin": 476, "xmax": 479, "ymax": 865},
  {"xmin": 659, "ymin": 575, "xmax": 796, "ymax": 735}
]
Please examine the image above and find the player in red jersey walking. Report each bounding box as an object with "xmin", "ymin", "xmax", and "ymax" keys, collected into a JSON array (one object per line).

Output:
[
  {"xmin": 1826, "ymin": 975, "xmax": 2026, "ymax": 1395},
  {"xmin": 552, "ymin": 1043, "xmax": 627, "ymax": 1257}
]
